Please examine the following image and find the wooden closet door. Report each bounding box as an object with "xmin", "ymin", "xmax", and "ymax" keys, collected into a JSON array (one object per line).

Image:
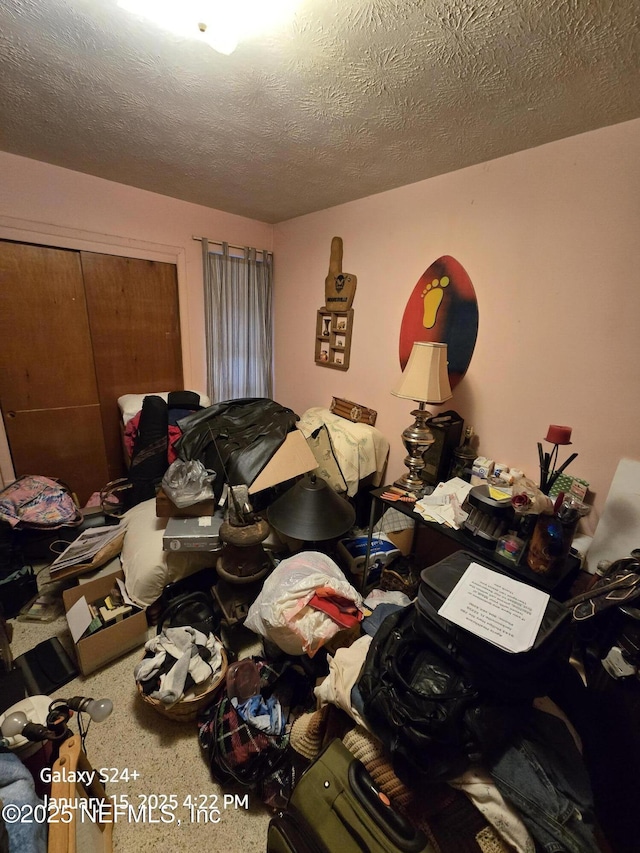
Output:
[
  {"xmin": 80, "ymin": 252, "xmax": 183, "ymax": 481},
  {"xmin": 0, "ymin": 241, "xmax": 110, "ymax": 503}
]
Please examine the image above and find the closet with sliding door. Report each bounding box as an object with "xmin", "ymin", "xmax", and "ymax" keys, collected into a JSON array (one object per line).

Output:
[{"xmin": 0, "ymin": 240, "xmax": 183, "ymax": 505}]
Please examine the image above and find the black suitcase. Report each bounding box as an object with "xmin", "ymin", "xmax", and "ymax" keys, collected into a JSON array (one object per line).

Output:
[
  {"xmin": 267, "ymin": 739, "xmax": 429, "ymax": 853},
  {"xmin": 415, "ymin": 550, "xmax": 571, "ymax": 701}
]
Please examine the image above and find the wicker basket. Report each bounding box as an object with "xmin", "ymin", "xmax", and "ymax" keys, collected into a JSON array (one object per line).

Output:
[
  {"xmin": 137, "ymin": 645, "xmax": 228, "ymax": 722},
  {"xmin": 379, "ymin": 559, "xmax": 420, "ymax": 599}
]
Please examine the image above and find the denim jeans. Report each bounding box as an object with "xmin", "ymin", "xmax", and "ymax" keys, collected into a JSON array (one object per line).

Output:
[
  {"xmin": 489, "ymin": 708, "xmax": 600, "ymax": 853},
  {"xmin": 361, "ymin": 602, "xmax": 404, "ymax": 637}
]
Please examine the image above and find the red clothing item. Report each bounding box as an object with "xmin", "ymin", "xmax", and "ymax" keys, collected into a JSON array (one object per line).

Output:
[
  {"xmin": 307, "ymin": 588, "xmax": 363, "ymax": 629},
  {"xmin": 124, "ymin": 412, "xmax": 182, "ymax": 464}
]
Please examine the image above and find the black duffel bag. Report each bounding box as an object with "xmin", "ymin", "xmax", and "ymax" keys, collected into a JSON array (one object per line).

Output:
[
  {"xmin": 357, "ymin": 605, "xmax": 517, "ymax": 785},
  {"xmin": 156, "ymin": 590, "xmax": 221, "ymax": 637}
]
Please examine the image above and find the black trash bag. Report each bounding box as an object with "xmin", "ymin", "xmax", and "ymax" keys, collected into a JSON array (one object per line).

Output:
[
  {"xmin": 357, "ymin": 606, "xmax": 522, "ymax": 785},
  {"xmin": 175, "ymin": 398, "xmax": 298, "ymax": 504}
]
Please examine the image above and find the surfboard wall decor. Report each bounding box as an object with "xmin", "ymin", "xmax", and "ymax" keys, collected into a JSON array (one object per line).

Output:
[{"xmin": 399, "ymin": 255, "xmax": 478, "ymax": 389}]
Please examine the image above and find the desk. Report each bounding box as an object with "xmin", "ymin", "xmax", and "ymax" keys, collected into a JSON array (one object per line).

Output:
[{"xmin": 363, "ymin": 486, "xmax": 579, "ymax": 598}]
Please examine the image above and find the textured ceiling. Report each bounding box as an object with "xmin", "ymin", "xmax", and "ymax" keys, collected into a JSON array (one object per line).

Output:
[{"xmin": 1, "ymin": 0, "xmax": 639, "ymax": 223}]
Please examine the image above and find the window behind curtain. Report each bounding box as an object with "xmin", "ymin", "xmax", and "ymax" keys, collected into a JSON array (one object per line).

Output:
[{"xmin": 202, "ymin": 240, "xmax": 273, "ymax": 403}]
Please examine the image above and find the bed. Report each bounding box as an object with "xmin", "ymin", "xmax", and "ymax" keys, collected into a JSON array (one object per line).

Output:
[
  {"xmin": 114, "ymin": 394, "xmax": 307, "ymax": 609},
  {"xmin": 117, "ymin": 395, "xmax": 387, "ymax": 500},
  {"xmin": 117, "ymin": 390, "xmax": 211, "ymax": 465},
  {"xmin": 113, "ymin": 397, "xmax": 389, "ymax": 610}
]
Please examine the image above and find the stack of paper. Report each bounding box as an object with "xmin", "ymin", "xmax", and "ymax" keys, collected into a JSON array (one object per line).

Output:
[{"xmin": 415, "ymin": 478, "xmax": 473, "ymax": 528}]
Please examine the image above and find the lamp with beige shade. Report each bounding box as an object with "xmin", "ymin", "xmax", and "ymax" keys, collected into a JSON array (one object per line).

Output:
[{"xmin": 391, "ymin": 342, "xmax": 452, "ymax": 494}]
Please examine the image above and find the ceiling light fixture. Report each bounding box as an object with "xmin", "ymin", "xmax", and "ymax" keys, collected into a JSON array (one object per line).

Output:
[{"xmin": 117, "ymin": 0, "xmax": 301, "ymax": 55}]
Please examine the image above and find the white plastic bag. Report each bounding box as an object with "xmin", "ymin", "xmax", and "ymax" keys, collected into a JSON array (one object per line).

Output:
[
  {"xmin": 162, "ymin": 459, "xmax": 216, "ymax": 508},
  {"xmin": 245, "ymin": 551, "xmax": 363, "ymax": 656}
]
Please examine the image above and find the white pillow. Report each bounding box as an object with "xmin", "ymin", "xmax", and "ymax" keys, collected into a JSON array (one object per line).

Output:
[
  {"xmin": 117, "ymin": 392, "xmax": 211, "ymax": 425},
  {"xmin": 120, "ymin": 499, "xmax": 213, "ymax": 607}
]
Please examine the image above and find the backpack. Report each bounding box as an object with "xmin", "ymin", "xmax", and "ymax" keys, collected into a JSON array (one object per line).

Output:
[
  {"xmin": 357, "ymin": 605, "xmax": 519, "ymax": 784},
  {"xmin": 0, "ymin": 476, "xmax": 81, "ymax": 530}
]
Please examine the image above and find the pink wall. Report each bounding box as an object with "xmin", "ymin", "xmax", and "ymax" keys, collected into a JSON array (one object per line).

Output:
[
  {"xmin": 2, "ymin": 119, "xmax": 640, "ymax": 526},
  {"xmin": 0, "ymin": 151, "xmax": 272, "ymax": 485},
  {"xmin": 273, "ymin": 118, "xmax": 640, "ymax": 527},
  {"xmin": 0, "ymin": 152, "xmax": 272, "ymax": 392}
]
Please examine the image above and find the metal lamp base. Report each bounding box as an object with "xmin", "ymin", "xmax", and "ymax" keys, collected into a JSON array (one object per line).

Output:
[
  {"xmin": 393, "ymin": 470, "xmax": 427, "ymax": 494},
  {"xmin": 394, "ymin": 404, "xmax": 435, "ymax": 495}
]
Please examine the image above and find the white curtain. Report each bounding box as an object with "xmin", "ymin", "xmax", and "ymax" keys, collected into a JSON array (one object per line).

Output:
[{"xmin": 202, "ymin": 239, "xmax": 274, "ymax": 403}]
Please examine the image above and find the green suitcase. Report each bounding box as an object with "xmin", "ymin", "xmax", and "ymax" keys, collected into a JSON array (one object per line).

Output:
[{"xmin": 267, "ymin": 739, "xmax": 432, "ymax": 853}]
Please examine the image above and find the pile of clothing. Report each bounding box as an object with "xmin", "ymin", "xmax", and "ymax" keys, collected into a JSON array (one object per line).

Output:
[
  {"xmin": 244, "ymin": 551, "xmax": 364, "ymax": 656},
  {"xmin": 303, "ymin": 556, "xmax": 605, "ymax": 853},
  {"xmin": 135, "ymin": 626, "xmax": 224, "ymax": 707}
]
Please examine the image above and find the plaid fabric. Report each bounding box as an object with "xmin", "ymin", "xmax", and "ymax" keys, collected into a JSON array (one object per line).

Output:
[
  {"xmin": 374, "ymin": 507, "xmax": 415, "ymax": 535},
  {"xmin": 198, "ymin": 659, "xmax": 291, "ymax": 788}
]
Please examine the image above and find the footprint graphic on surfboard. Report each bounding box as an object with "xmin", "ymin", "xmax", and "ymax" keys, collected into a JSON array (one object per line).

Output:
[
  {"xmin": 421, "ymin": 276, "xmax": 450, "ymax": 328},
  {"xmin": 399, "ymin": 256, "xmax": 478, "ymax": 389}
]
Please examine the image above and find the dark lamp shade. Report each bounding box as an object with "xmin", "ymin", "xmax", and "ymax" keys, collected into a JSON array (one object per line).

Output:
[{"xmin": 267, "ymin": 474, "xmax": 355, "ymax": 542}]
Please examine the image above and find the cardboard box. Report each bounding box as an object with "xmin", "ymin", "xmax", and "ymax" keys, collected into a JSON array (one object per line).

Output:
[
  {"xmin": 162, "ymin": 512, "xmax": 224, "ymax": 552},
  {"xmin": 63, "ymin": 570, "xmax": 148, "ymax": 676},
  {"xmin": 156, "ymin": 487, "xmax": 216, "ymax": 518},
  {"xmin": 387, "ymin": 527, "xmax": 414, "ymax": 557}
]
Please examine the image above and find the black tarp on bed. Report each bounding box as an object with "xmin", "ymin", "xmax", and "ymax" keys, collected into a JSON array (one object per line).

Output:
[{"xmin": 174, "ymin": 398, "xmax": 299, "ymax": 503}]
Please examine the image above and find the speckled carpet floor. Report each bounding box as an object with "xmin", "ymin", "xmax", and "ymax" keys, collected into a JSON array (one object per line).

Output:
[{"xmin": 8, "ymin": 566, "xmax": 270, "ymax": 853}]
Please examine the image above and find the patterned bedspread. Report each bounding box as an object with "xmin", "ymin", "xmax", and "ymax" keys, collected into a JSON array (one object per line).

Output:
[{"xmin": 297, "ymin": 407, "xmax": 389, "ymax": 497}]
